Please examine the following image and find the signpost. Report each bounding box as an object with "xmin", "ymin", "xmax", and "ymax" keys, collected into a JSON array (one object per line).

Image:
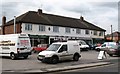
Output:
[{"xmin": 98, "ymin": 51, "xmax": 107, "ymax": 60}]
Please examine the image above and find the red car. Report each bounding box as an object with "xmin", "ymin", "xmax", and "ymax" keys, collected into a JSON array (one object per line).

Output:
[{"xmin": 32, "ymin": 44, "xmax": 48, "ymax": 53}]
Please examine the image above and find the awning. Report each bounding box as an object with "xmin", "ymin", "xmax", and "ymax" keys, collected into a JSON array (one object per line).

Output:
[{"xmin": 28, "ymin": 34, "xmax": 49, "ymax": 38}]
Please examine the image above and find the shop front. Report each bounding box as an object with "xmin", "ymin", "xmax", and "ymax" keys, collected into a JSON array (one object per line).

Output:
[{"xmin": 28, "ymin": 34, "xmax": 49, "ymax": 47}]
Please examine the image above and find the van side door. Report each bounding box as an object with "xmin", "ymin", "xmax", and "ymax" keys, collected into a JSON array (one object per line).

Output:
[{"xmin": 58, "ymin": 45, "xmax": 69, "ymax": 60}]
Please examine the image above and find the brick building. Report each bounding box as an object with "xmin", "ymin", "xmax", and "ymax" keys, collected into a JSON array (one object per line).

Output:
[{"xmin": 105, "ymin": 31, "xmax": 120, "ymax": 42}]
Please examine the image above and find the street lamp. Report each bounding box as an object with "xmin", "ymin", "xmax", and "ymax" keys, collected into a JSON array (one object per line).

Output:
[
  {"xmin": 14, "ymin": 16, "xmax": 16, "ymax": 34},
  {"xmin": 111, "ymin": 25, "xmax": 113, "ymax": 41}
]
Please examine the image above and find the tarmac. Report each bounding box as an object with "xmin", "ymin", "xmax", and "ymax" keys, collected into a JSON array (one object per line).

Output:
[{"xmin": 3, "ymin": 62, "xmax": 112, "ymax": 74}]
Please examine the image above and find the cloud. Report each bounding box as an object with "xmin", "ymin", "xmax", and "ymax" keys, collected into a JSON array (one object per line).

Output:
[{"xmin": 0, "ymin": 0, "xmax": 119, "ymax": 34}]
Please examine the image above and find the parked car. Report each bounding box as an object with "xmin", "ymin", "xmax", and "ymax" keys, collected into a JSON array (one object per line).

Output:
[
  {"xmin": 105, "ymin": 45, "xmax": 120, "ymax": 56},
  {"xmin": 37, "ymin": 41, "xmax": 81, "ymax": 64},
  {"xmin": 95, "ymin": 42, "xmax": 117, "ymax": 51},
  {"xmin": 32, "ymin": 44, "xmax": 48, "ymax": 53}
]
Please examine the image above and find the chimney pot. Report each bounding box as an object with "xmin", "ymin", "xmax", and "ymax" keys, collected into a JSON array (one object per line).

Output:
[
  {"xmin": 38, "ymin": 9, "xmax": 42, "ymax": 15},
  {"xmin": 80, "ymin": 16, "xmax": 84, "ymax": 21}
]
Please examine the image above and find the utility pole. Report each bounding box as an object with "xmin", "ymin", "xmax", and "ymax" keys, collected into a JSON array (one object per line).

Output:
[{"xmin": 111, "ymin": 25, "xmax": 113, "ymax": 41}]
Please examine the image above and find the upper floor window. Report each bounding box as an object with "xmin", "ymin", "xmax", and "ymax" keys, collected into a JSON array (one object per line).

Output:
[
  {"xmin": 53, "ymin": 26, "xmax": 59, "ymax": 32},
  {"xmin": 76, "ymin": 29, "xmax": 81, "ymax": 34},
  {"xmin": 25, "ymin": 24, "xmax": 32, "ymax": 31},
  {"xmin": 39, "ymin": 25, "xmax": 45, "ymax": 32},
  {"xmin": 85, "ymin": 30, "xmax": 89, "ymax": 35},
  {"xmin": 65, "ymin": 27, "xmax": 71, "ymax": 33},
  {"xmin": 99, "ymin": 31, "xmax": 104, "ymax": 36},
  {"xmin": 94, "ymin": 31, "xmax": 97, "ymax": 35}
]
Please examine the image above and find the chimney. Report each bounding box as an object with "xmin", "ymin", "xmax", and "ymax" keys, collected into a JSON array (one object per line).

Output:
[
  {"xmin": 80, "ymin": 16, "xmax": 84, "ymax": 21},
  {"xmin": 2, "ymin": 16, "xmax": 6, "ymax": 26},
  {"xmin": 38, "ymin": 9, "xmax": 42, "ymax": 15},
  {"xmin": 2, "ymin": 16, "xmax": 6, "ymax": 35}
]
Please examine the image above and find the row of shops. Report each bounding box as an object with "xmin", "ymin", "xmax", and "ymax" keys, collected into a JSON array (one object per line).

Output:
[{"xmin": 28, "ymin": 34, "xmax": 104, "ymax": 47}]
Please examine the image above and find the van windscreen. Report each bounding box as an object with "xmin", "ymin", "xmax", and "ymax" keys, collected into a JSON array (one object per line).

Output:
[{"xmin": 46, "ymin": 44, "xmax": 61, "ymax": 51}]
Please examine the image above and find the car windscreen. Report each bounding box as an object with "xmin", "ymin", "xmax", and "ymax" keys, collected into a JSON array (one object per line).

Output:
[
  {"xmin": 110, "ymin": 45, "xmax": 120, "ymax": 49},
  {"xmin": 46, "ymin": 44, "xmax": 61, "ymax": 51}
]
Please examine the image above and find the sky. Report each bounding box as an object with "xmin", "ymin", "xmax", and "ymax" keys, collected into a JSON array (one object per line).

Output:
[{"xmin": 0, "ymin": 0, "xmax": 119, "ymax": 34}]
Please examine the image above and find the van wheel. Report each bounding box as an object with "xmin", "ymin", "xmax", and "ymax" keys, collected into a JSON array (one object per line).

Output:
[
  {"xmin": 51, "ymin": 57, "xmax": 58, "ymax": 64},
  {"xmin": 10, "ymin": 53, "xmax": 16, "ymax": 60},
  {"xmin": 73, "ymin": 54, "xmax": 79, "ymax": 61},
  {"xmin": 24, "ymin": 55, "xmax": 28, "ymax": 59}
]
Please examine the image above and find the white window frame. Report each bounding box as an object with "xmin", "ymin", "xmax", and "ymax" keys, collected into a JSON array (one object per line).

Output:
[
  {"xmin": 65, "ymin": 27, "xmax": 71, "ymax": 33},
  {"xmin": 39, "ymin": 25, "xmax": 45, "ymax": 32},
  {"xmin": 76, "ymin": 29, "xmax": 81, "ymax": 34},
  {"xmin": 53, "ymin": 26, "xmax": 59, "ymax": 32},
  {"xmin": 94, "ymin": 31, "xmax": 97, "ymax": 35},
  {"xmin": 25, "ymin": 24, "xmax": 32, "ymax": 31},
  {"xmin": 85, "ymin": 30, "xmax": 89, "ymax": 35}
]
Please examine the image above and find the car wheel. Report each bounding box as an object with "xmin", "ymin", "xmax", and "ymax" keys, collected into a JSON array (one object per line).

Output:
[
  {"xmin": 73, "ymin": 54, "xmax": 79, "ymax": 61},
  {"xmin": 51, "ymin": 57, "xmax": 58, "ymax": 64},
  {"xmin": 23, "ymin": 55, "xmax": 28, "ymax": 59},
  {"xmin": 109, "ymin": 54, "xmax": 113, "ymax": 57},
  {"xmin": 96, "ymin": 48, "xmax": 100, "ymax": 51},
  {"xmin": 10, "ymin": 53, "xmax": 16, "ymax": 60}
]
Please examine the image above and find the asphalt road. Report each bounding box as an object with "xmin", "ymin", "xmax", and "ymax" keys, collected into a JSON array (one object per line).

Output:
[
  {"xmin": 52, "ymin": 63, "xmax": 119, "ymax": 73},
  {"xmin": 1, "ymin": 50, "xmax": 119, "ymax": 73}
]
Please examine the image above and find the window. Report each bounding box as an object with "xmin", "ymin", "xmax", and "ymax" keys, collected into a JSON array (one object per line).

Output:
[
  {"xmin": 53, "ymin": 26, "xmax": 59, "ymax": 32},
  {"xmin": 58, "ymin": 45, "xmax": 67, "ymax": 53},
  {"xmin": 25, "ymin": 24, "xmax": 32, "ymax": 31},
  {"xmin": 65, "ymin": 27, "xmax": 71, "ymax": 33},
  {"xmin": 76, "ymin": 29, "xmax": 81, "ymax": 34},
  {"xmin": 39, "ymin": 25, "xmax": 45, "ymax": 32},
  {"xmin": 99, "ymin": 31, "xmax": 104, "ymax": 36},
  {"xmin": 85, "ymin": 30, "xmax": 89, "ymax": 34},
  {"xmin": 94, "ymin": 31, "xmax": 97, "ymax": 35}
]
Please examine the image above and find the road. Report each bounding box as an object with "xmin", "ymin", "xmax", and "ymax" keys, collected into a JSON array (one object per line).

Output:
[
  {"xmin": 51, "ymin": 63, "xmax": 119, "ymax": 73},
  {"xmin": 1, "ymin": 50, "xmax": 119, "ymax": 73}
]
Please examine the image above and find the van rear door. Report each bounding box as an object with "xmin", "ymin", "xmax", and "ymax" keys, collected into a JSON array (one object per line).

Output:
[{"xmin": 18, "ymin": 37, "xmax": 31, "ymax": 53}]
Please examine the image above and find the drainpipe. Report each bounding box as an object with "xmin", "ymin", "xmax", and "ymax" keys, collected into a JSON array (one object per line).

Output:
[{"xmin": 14, "ymin": 16, "xmax": 16, "ymax": 34}]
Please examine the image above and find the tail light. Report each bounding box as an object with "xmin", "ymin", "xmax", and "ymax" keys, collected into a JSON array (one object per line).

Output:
[{"xmin": 17, "ymin": 48, "xmax": 20, "ymax": 53}]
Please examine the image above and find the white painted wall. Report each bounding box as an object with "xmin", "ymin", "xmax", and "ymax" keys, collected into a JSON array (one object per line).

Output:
[{"xmin": 21, "ymin": 23, "xmax": 104, "ymax": 39}]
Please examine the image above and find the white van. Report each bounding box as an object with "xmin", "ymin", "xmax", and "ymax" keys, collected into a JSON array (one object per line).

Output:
[
  {"xmin": 37, "ymin": 41, "xmax": 81, "ymax": 64},
  {"xmin": 0, "ymin": 34, "xmax": 32, "ymax": 60},
  {"xmin": 77, "ymin": 40, "xmax": 89, "ymax": 51}
]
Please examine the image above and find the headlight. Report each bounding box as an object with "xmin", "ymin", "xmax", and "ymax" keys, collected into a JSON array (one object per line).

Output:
[{"xmin": 45, "ymin": 54, "xmax": 51, "ymax": 57}]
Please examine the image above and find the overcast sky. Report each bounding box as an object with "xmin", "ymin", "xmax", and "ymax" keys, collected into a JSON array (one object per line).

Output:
[{"xmin": 0, "ymin": 0, "xmax": 119, "ymax": 34}]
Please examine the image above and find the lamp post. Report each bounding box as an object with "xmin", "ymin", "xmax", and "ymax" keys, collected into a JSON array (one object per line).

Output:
[
  {"xmin": 111, "ymin": 25, "xmax": 113, "ymax": 41},
  {"xmin": 14, "ymin": 16, "xmax": 16, "ymax": 34}
]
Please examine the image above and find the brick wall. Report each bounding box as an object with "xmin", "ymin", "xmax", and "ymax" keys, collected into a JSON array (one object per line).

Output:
[
  {"xmin": 4, "ymin": 23, "xmax": 22, "ymax": 34},
  {"xmin": 0, "ymin": 29, "xmax": 1, "ymax": 35}
]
